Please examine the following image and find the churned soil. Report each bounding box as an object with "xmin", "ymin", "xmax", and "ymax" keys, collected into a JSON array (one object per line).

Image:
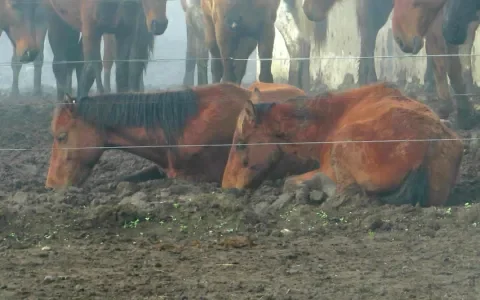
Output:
[{"xmin": 0, "ymin": 85, "xmax": 479, "ymax": 300}]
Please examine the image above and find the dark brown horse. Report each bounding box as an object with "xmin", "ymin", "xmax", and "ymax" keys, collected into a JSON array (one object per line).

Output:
[
  {"xmin": 0, "ymin": 0, "xmax": 48, "ymax": 97},
  {"xmin": 301, "ymin": 0, "xmax": 438, "ymax": 92},
  {"xmin": 392, "ymin": 0, "xmax": 478, "ymax": 130},
  {"xmin": 222, "ymin": 82, "xmax": 463, "ymax": 207},
  {"xmin": 47, "ymin": 0, "xmax": 167, "ymax": 100},
  {"xmin": 201, "ymin": 0, "xmax": 280, "ymax": 84},
  {"xmin": 45, "ymin": 82, "xmax": 315, "ymax": 188}
]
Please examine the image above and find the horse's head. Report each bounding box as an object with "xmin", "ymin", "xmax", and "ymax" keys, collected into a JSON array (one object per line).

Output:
[
  {"xmin": 141, "ymin": 0, "xmax": 169, "ymax": 35},
  {"xmin": 302, "ymin": 0, "xmax": 337, "ymax": 22},
  {"xmin": 442, "ymin": 0, "xmax": 479, "ymax": 45},
  {"xmin": 0, "ymin": 0, "xmax": 46, "ymax": 62},
  {"xmin": 222, "ymin": 88, "xmax": 284, "ymax": 189},
  {"xmin": 45, "ymin": 96, "xmax": 106, "ymax": 189},
  {"xmin": 392, "ymin": 0, "xmax": 445, "ymax": 54}
]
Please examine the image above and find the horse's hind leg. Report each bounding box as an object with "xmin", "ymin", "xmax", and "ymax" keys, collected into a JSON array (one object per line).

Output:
[{"xmin": 257, "ymin": 23, "xmax": 275, "ymax": 83}]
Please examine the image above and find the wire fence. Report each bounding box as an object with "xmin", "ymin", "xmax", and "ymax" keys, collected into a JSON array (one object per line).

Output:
[{"xmin": 5, "ymin": 52, "xmax": 480, "ymax": 66}]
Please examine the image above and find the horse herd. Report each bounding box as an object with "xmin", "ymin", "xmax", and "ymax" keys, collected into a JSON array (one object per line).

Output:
[{"xmin": 1, "ymin": 0, "xmax": 479, "ymax": 207}]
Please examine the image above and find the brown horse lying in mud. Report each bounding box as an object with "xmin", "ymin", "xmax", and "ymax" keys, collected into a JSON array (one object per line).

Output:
[
  {"xmin": 0, "ymin": 0, "xmax": 48, "ymax": 97},
  {"xmin": 392, "ymin": 0, "xmax": 479, "ymax": 130},
  {"xmin": 201, "ymin": 0, "xmax": 280, "ymax": 84},
  {"xmin": 45, "ymin": 82, "xmax": 315, "ymax": 188},
  {"xmin": 222, "ymin": 82, "xmax": 463, "ymax": 207}
]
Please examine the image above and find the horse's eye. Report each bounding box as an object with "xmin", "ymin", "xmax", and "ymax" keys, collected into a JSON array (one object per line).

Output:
[
  {"xmin": 56, "ymin": 132, "xmax": 68, "ymax": 143},
  {"xmin": 275, "ymin": 132, "xmax": 286, "ymax": 139}
]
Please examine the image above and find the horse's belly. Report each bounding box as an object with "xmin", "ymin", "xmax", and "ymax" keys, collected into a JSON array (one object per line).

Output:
[{"xmin": 49, "ymin": 0, "xmax": 83, "ymax": 30}]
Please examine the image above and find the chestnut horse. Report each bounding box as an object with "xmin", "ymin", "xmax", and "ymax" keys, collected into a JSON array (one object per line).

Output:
[
  {"xmin": 45, "ymin": 82, "xmax": 316, "ymax": 188},
  {"xmin": 47, "ymin": 0, "xmax": 166, "ymax": 100},
  {"xmin": 442, "ymin": 0, "xmax": 480, "ymax": 45},
  {"xmin": 301, "ymin": 0, "xmax": 440, "ymax": 92},
  {"xmin": 181, "ymin": 0, "xmax": 209, "ymax": 86},
  {"xmin": 0, "ymin": 0, "xmax": 48, "ymax": 97},
  {"xmin": 392, "ymin": 0, "xmax": 478, "ymax": 130},
  {"xmin": 201, "ymin": 0, "xmax": 280, "ymax": 84},
  {"xmin": 222, "ymin": 82, "xmax": 463, "ymax": 207}
]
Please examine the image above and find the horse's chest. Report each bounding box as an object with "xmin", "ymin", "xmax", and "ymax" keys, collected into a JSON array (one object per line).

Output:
[{"xmin": 93, "ymin": 2, "xmax": 139, "ymax": 32}]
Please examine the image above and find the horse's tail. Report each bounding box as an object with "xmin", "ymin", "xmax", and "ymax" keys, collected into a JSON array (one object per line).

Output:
[{"xmin": 378, "ymin": 132, "xmax": 463, "ymax": 207}]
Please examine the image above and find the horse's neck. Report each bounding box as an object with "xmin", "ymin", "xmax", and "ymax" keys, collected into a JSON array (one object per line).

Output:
[{"xmin": 105, "ymin": 127, "xmax": 169, "ymax": 165}]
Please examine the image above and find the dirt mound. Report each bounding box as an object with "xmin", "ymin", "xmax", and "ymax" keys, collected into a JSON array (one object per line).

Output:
[{"xmin": 0, "ymin": 85, "xmax": 479, "ymax": 299}]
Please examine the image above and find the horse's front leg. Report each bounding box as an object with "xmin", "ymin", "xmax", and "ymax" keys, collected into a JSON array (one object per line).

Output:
[
  {"xmin": 10, "ymin": 51, "xmax": 21, "ymax": 98},
  {"xmin": 183, "ymin": 20, "xmax": 197, "ymax": 86},
  {"xmin": 204, "ymin": 15, "xmax": 223, "ymax": 82},
  {"xmin": 257, "ymin": 23, "xmax": 275, "ymax": 83},
  {"xmin": 446, "ymin": 43, "xmax": 476, "ymax": 129},
  {"xmin": 114, "ymin": 33, "xmax": 131, "ymax": 93},
  {"xmin": 425, "ymin": 31, "xmax": 452, "ymax": 120},
  {"xmin": 79, "ymin": 30, "xmax": 104, "ymax": 97}
]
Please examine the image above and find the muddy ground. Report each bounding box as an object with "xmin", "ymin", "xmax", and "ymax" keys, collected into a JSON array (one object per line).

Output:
[{"xmin": 0, "ymin": 84, "xmax": 480, "ymax": 300}]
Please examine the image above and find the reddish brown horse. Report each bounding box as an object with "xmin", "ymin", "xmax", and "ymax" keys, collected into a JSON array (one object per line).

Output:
[
  {"xmin": 0, "ymin": 0, "xmax": 48, "ymax": 97},
  {"xmin": 47, "ymin": 0, "xmax": 167, "ymax": 100},
  {"xmin": 301, "ymin": 0, "xmax": 439, "ymax": 91},
  {"xmin": 222, "ymin": 82, "xmax": 463, "ymax": 207},
  {"xmin": 201, "ymin": 0, "xmax": 280, "ymax": 84},
  {"xmin": 392, "ymin": 0, "xmax": 478, "ymax": 130},
  {"xmin": 45, "ymin": 82, "xmax": 316, "ymax": 188}
]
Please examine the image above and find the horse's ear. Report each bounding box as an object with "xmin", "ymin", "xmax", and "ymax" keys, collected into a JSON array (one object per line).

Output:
[
  {"xmin": 243, "ymin": 99, "xmax": 257, "ymax": 123},
  {"xmin": 250, "ymin": 87, "xmax": 262, "ymax": 104},
  {"xmin": 64, "ymin": 93, "xmax": 76, "ymax": 104}
]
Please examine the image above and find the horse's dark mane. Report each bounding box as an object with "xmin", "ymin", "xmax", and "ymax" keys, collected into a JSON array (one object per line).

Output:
[{"xmin": 76, "ymin": 89, "xmax": 199, "ymax": 144}]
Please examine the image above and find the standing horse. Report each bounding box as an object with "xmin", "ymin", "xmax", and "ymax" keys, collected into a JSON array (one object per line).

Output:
[
  {"xmin": 181, "ymin": 0, "xmax": 209, "ymax": 86},
  {"xmin": 442, "ymin": 0, "xmax": 480, "ymax": 45},
  {"xmin": 47, "ymin": 0, "xmax": 167, "ymax": 100},
  {"xmin": 392, "ymin": 0, "xmax": 478, "ymax": 130},
  {"xmin": 201, "ymin": 0, "xmax": 280, "ymax": 84},
  {"xmin": 45, "ymin": 82, "xmax": 316, "ymax": 188},
  {"xmin": 0, "ymin": 0, "xmax": 48, "ymax": 97},
  {"xmin": 301, "ymin": 0, "xmax": 439, "ymax": 92},
  {"xmin": 222, "ymin": 82, "xmax": 463, "ymax": 207}
]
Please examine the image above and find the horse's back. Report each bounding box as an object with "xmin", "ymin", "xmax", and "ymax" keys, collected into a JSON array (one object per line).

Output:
[{"xmin": 248, "ymin": 81, "xmax": 306, "ymax": 103}]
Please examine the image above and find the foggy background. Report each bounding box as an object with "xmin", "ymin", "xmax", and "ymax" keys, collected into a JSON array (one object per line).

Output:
[{"xmin": 0, "ymin": 1, "xmax": 259, "ymax": 93}]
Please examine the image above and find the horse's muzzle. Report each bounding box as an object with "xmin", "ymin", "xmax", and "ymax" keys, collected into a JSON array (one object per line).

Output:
[
  {"xmin": 150, "ymin": 20, "xmax": 168, "ymax": 35},
  {"xmin": 19, "ymin": 49, "xmax": 39, "ymax": 63}
]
